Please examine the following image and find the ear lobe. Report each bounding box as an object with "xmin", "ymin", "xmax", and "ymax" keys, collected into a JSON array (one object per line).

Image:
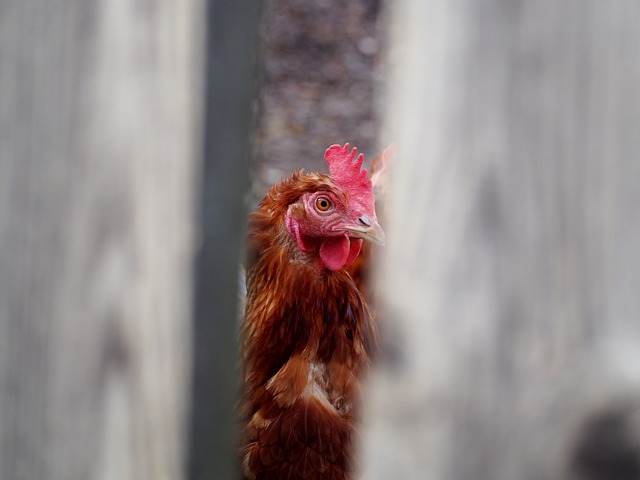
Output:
[{"xmin": 285, "ymin": 205, "xmax": 311, "ymax": 252}]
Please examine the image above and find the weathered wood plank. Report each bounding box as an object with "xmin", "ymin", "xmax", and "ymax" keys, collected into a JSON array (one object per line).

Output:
[
  {"xmin": 0, "ymin": 1, "xmax": 203, "ymax": 479},
  {"xmin": 362, "ymin": 1, "xmax": 640, "ymax": 479}
]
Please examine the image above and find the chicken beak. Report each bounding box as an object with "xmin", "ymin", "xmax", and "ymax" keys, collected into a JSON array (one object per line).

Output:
[{"xmin": 343, "ymin": 218, "xmax": 386, "ymax": 246}]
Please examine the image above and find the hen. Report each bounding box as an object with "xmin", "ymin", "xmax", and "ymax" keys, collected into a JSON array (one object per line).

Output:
[{"xmin": 239, "ymin": 144, "xmax": 385, "ymax": 480}]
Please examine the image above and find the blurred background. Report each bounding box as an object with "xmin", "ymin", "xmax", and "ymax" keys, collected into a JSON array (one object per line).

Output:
[
  {"xmin": 2, "ymin": 1, "xmax": 640, "ymax": 480},
  {"xmin": 250, "ymin": 0, "xmax": 385, "ymax": 196}
]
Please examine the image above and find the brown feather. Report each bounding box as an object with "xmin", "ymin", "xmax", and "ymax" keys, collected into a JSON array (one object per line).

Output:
[{"xmin": 239, "ymin": 171, "xmax": 378, "ymax": 479}]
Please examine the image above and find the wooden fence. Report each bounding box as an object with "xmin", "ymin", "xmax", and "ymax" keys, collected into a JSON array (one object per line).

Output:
[
  {"xmin": 1, "ymin": 1, "xmax": 202, "ymax": 479},
  {"xmin": 2, "ymin": 1, "xmax": 639, "ymax": 479},
  {"xmin": 362, "ymin": 1, "xmax": 640, "ymax": 479}
]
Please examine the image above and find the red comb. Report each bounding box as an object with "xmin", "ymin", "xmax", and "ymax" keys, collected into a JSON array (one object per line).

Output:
[{"xmin": 324, "ymin": 143, "xmax": 374, "ymax": 211}]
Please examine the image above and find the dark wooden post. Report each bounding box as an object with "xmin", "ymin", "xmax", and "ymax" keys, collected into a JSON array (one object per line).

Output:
[
  {"xmin": 362, "ymin": 2, "xmax": 640, "ymax": 479},
  {"xmin": 188, "ymin": 0, "xmax": 260, "ymax": 479},
  {"xmin": 0, "ymin": 1, "xmax": 203, "ymax": 479}
]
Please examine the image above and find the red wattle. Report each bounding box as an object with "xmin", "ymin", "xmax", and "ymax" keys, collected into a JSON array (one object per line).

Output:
[
  {"xmin": 319, "ymin": 234, "xmax": 351, "ymax": 271},
  {"xmin": 344, "ymin": 238, "xmax": 362, "ymax": 267}
]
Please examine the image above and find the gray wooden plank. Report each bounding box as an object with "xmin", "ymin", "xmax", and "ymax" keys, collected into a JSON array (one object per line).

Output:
[
  {"xmin": 0, "ymin": 1, "xmax": 203, "ymax": 479},
  {"xmin": 362, "ymin": 1, "xmax": 640, "ymax": 479}
]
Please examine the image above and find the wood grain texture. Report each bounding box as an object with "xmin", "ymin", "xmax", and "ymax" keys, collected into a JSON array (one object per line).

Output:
[
  {"xmin": 361, "ymin": 1, "xmax": 640, "ymax": 479},
  {"xmin": 0, "ymin": 1, "xmax": 203, "ymax": 479}
]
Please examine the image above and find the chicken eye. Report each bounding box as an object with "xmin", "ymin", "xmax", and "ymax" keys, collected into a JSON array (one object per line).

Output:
[{"xmin": 315, "ymin": 196, "xmax": 332, "ymax": 212}]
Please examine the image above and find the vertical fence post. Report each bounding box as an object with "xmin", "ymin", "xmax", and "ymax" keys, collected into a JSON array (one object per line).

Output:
[
  {"xmin": 188, "ymin": 0, "xmax": 260, "ymax": 479},
  {"xmin": 0, "ymin": 1, "xmax": 203, "ymax": 479},
  {"xmin": 362, "ymin": 1, "xmax": 640, "ymax": 479}
]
